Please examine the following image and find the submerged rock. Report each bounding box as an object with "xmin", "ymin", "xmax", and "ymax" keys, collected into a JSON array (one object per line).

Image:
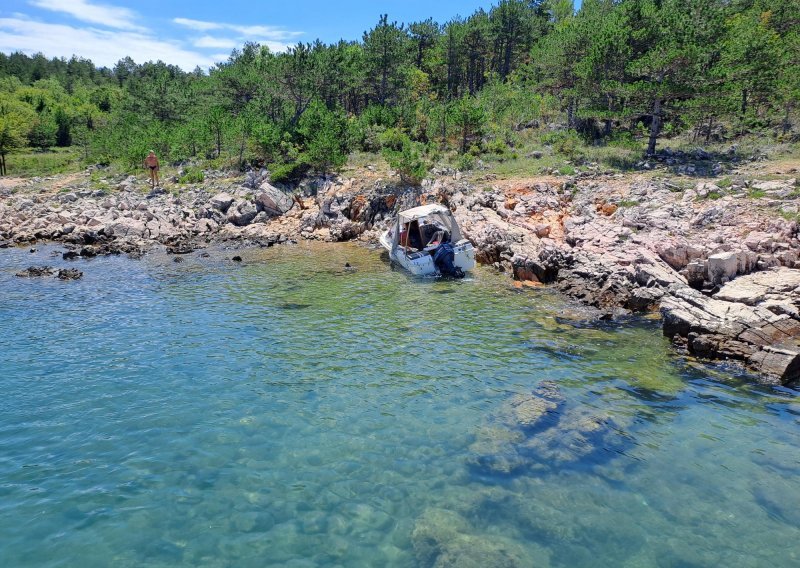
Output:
[
  {"xmin": 411, "ymin": 508, "xmax": 543, "ymax": 568},
  {"xmin": 57, "ymin": 268, "xmax": 83, "ymax": 280},
  {"xmin": 15, "ymin": 266, "xmax": 55, "ymax": 277},
  {"xmin": 468, "ymin": 381, "xmax": 635, "ymax": 476}
]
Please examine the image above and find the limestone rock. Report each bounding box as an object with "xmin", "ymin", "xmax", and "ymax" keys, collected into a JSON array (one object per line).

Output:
[
  {"xmin": 661, "ymin": 285, "xmax": 800, "ymax": 384},
  {"xmin": 255, "ymin": 183, "xmax": 294, "ymax": 216},
  {"xmin": 227, "ymin": 200, "xmax": 257, "ymax": 227},
  {"xmin": 707, "ymin": 251, "xmax": 739, "ymax": 285}
]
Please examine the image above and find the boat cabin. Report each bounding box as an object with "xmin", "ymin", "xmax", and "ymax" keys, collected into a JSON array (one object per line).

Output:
[{"xmin": 390, "ymin": 204, "xmax": 463, "ymax": 255}]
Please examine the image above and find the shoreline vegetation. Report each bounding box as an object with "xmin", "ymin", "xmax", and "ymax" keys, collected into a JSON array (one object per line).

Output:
[{"xmin": 1, "ymin": 0, "xmax": 799, "ymax": 385}]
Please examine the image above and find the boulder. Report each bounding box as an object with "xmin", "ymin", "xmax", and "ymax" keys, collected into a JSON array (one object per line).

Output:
[
  {"xmin": 227, "ymin": 200, "xmax": 257, "ymax": 227},
  {"xmin": 707, "ymin": 251, "xmax": 738, "ymax": 285},
  {"xmin": 106, "ymin": 218, "xmax": 146, "ymax": 238},
  {"xmin": 255, "ymin": 183, "xmax": 294, "ymax": 216},
  {"xmin": 209, "ymin": 192, "xmax": 234, "ymax": 213}
]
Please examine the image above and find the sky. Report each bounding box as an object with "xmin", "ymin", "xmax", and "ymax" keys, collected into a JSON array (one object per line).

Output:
[{"xmin": 0, "ymin": 0, "xmax": 554, "ymax": 71}]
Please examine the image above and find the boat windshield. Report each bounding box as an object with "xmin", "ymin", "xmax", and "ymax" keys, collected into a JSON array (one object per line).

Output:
[{"xmin": 392, "ymin": 209, "xmax": 463, "ymax": 253}]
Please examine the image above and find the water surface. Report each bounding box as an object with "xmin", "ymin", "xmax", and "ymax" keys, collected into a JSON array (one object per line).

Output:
[{"xmin": 1, "ymin": 243, "xmax": 798, "ymax": 567}]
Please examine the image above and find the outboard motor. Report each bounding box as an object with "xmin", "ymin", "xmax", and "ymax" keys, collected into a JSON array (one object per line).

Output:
[{"xmin": 433, "ymin": 242, "xmax": 464, "ymax": 278}]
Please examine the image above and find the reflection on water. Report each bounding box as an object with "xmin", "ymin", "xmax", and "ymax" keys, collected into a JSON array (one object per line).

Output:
[{"xmin": 0, "ymin": 242, "xmax": 798, "ymax": 567}]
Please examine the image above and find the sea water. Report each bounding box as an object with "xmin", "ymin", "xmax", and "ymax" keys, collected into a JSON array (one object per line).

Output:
[{"xmin": 0, "ymin": 243, "xmax": 798, "ymax": 567}]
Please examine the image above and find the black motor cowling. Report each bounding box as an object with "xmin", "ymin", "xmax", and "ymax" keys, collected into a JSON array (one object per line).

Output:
[{"xmin": 433, "ymin": 243, "xmax": 464, "ymax": 278}]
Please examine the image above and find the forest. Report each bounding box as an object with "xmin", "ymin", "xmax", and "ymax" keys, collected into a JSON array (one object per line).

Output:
[{"xmin": 0, "ymin": 0, "xmax": 798, "ymax": 180}]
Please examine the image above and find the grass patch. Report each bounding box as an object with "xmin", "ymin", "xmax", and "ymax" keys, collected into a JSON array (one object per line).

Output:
[
  {"xmin": 716, "ymin": 177, "xmax": 732, "ymax": 188},
  {"xmin": 706, "ymin": 191, "xmax": 723, "ymax": 200},
  {"xmin": 617, "ymin": 200, "xmax": 639, "ymax": 208},
  {"xmin": 748, "ymin": 188, "xmax": 766, "ymax": 199},
  {"xmin": 558, "ymin": 165, "xmax": 576, "ymax": 175},
  {"xmin": 6, "ymin": 147, "xmax": 81, "ymax": 176}
]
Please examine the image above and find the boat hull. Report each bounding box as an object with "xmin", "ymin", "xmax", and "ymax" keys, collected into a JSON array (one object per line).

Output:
[{"xmin": 380, "ymin": 232, "xmax": 476, "ymax": 277}]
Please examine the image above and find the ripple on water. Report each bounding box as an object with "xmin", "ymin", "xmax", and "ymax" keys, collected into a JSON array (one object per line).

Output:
[{"xmin": 0, "ymin": 242, "xmax": 799, "ymax": 567}]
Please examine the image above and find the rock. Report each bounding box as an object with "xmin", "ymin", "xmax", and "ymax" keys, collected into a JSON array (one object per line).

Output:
[
  {"xmin": 627, "ymin": 286, "xmax": 665, "ymax": 311},
  {"xmin": 467, "ymin": 426, "xmax": 526, "ymax": 475},
  {"xmin": 106, "ymin": 218, "xmax": 146, "ymax": 238},
  {"xmin": 209, "ymin": 192, "xmax": 235, "ymax": 213},
  {"xmin": 499, "ymin": 391, "xmax": 561, "ymax": 430},
  {"xmin": 707, "ymin": 251, "xmax": 738, "ymax": 285},
  {"xmin": 661, "ymin": 285, "xmax": 800, "ymax": 384},
  {"xmin": 57, "ymin": 268, "xmax": 83, "ymax": 280},
  {"xmin": 227, "ymin": 200, "xmax": 257, "ymax": 227},
  {"xmin": 166, "ymin": 242, "xmax": 194, "ymax": 255},
  {"xmin": 411, "ymin": 508, "xmax": 539, "ymax": 568},
  {"xmin": 752, "ymin": 180, "xmax": 789, "ymax": 192},
  {"xmin": 714, "ymin": 268, "xmax": 800, "ymax": 307},
  {"xmin": 15, "ymin": 266, "xmax": 54, "ymax": 277},
  {"xmin": 255, "ymin": 183, "xmax": 294, "ymax": 216},
  {"xmin": 533, "ymin": 223, "xmax": 551, "ymax": 238}
]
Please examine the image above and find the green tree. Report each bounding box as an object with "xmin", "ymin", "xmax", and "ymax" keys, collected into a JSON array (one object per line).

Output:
[
  {"xmin": 0, "ymin": 95, "xmax": 35, "ymax": 175},
  {"xmin": 379, "ymin": 128, "xmax": 429, "ymax": 185},
  {"xmin": 27, "ymin": 110, "xmax": 57, "ymax": 150},
  {"xmin": 623, "ymin": 0, "xmax": 725, "ymax": 155},
  {"xmin": 363, "ymin": 14, "xmax": 410, "ymax": 105},
  {"xmin": 449, "ymin": 94, "xmax": 486, "ymax": 153},
  {"xmin": 297, "ymin": 100, "xmax": 348, "ymax": 175},
  {"xmin": 721, "ymin": 8, "xmax": 783, "ymax": 132}
]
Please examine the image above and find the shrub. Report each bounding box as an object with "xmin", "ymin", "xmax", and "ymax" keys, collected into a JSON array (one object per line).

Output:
[
  {"xmin": 542, "ymin": 130, "xmax": 585, "ymax": 160},
  {"xmin": 455, "ymin": 153, "xmax": 475, "ymax": 171},
  {"xmin": 178, "ymin": 166, "xmax": 204, "ymax": 184},
  {"xmin": 269, "ymin": 161, "xmax": 307, "ymax": 183},
  {"xmin": 379, "ymin": 128, "xmax": 429, "ymax": 186},
  {"xmin": 485, "ymin": 139, "xmax": 510, "ymax": 156}
]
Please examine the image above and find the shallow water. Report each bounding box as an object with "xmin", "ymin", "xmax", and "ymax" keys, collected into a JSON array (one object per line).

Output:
[{"xmin": 1, "ymin": 243, "xmax": 798, "ymax": 567}]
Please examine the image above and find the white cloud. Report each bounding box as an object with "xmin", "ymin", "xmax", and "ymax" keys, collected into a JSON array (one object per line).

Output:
[
  {"xmin": 173, "ymin": 17, "xmax": 303, "ymax": 42},
  {"xmin": 173, "ymin": 17, "xmax": 221, "ymax": 32},
  {"xmin": 253, "ymin": 40, "xmax": 294, "ymax": 53},
  {"xmin": 28, "ymin": 0, "xmax": 144, "ymax": 32},
  {"xmin": 193, "ymin": 35, "xmax": 237, "ymax": 49},
  {"xmin": 0, "ymin": 17, "xmax": 217, "ymax": 70}
]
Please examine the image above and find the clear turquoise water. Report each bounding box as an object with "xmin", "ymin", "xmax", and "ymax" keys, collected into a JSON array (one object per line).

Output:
[{"xmin": 1, "ymin": 243, "xmax": 798, "ymax": 567}]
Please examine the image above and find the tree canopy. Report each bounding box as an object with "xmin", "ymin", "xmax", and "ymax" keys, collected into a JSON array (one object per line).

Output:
[{"xmin": 0, "ymin": 0, "xmax": 797, "ymax": 177}]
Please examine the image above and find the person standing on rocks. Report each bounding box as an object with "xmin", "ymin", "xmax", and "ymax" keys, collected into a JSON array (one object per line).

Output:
[{"xmin": 144, "ymin": 150, "xmax": 160, "ymax": 188}]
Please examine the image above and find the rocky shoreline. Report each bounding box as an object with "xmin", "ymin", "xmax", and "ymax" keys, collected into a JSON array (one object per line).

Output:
[{"xmin": 2, "ymin": 165, "xmax": 800, "ymax": 385}]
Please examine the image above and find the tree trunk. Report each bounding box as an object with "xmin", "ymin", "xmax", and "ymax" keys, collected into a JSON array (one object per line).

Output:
[
  {"xmin": 740, "ymin": 89, "xmax": 748, "ymax": 117},
  {"xmin": 647, "ymin": 97, "xmax": 662, "ymax": 156},
  {"xmin": 705, "ymin": 116, "xmax": 714, "ymax": 143},
  {"xmin": 566, "ymin": 98, "xmax": 577, "ymax": 129},
  {"xmin": 740, "ymin": 89, "xmax": 748, "ymax": 135},
  {"xmin": 783, "ymin": 104, "xmax": 792, "ymax": 135},
  {"xmin": 0, "ymin": 153, "xmax": 5, "ymax": 176}
]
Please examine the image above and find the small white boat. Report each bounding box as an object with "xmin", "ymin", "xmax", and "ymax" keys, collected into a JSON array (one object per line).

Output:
[{"xmin": 379, "ymin": 204, "xmax": 476, "ymax": 277}]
